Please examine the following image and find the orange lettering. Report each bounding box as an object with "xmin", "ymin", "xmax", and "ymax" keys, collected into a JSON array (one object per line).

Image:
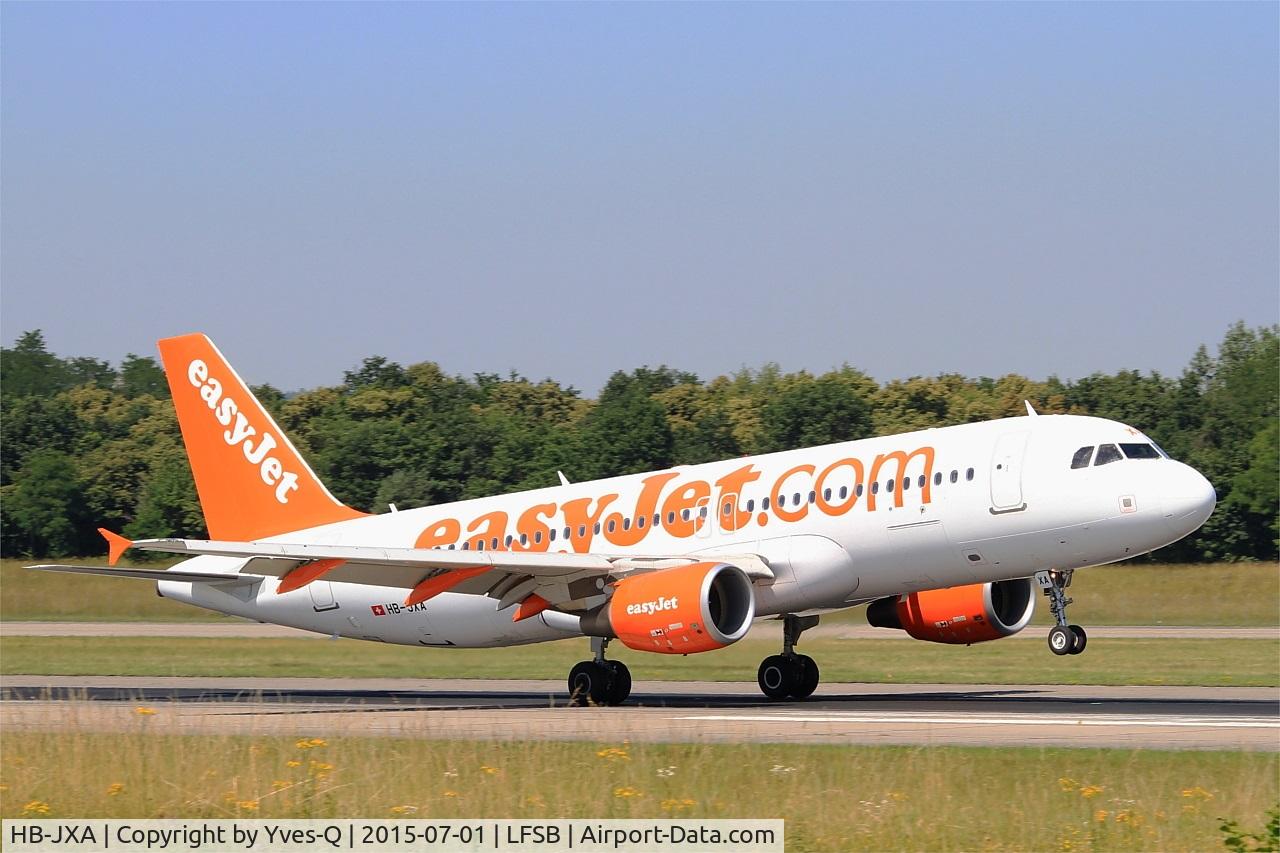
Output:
[
  {"xmin": 466, "ymin": 510, "xmax": 508, "ymax": 550},
  {"xmin": 815, "ymin": 457, "xmax": 864, "ymax": 516},
  {"xmin": 603, "ymin": 472, "xmax": 680, "ymax": 546},
  {"xmin": 770, "ymin": 464, "xmax": 815, "ymax": 523},
  {"xmin": 562, "ymin": 494, "xmax": 619, "ymax": 553},
  {"xmin": 866, "ymin": 446, "xmax": 935, "ymax": 511},
  {"xmin": 415, "ymin": 518, "xmax": 461, "ymax": 549},
  {"xmin": 714, "ymin": 464, "xmax": 762, "ymax": 532},
  {"xmin": 661, "ymin": 480, "xmax": 711, "ymax": 538},
  {"xmin": 512, "ymin": 502, "xmax": 556, "ymax": 552}
]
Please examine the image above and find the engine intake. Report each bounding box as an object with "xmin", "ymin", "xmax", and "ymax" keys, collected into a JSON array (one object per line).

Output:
[
  {"xmin": 582, "ymin": 561, "xmax": 755, "ymax": 654},
  {"xmin": 866, "ymin": 577, "xmax": 1035, "ymax": 644}
]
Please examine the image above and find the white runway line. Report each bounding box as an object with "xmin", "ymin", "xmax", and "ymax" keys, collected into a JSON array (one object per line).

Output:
[{"xmin": 676, "ymin": 713, "xmax": 1280, "ymax": 729}]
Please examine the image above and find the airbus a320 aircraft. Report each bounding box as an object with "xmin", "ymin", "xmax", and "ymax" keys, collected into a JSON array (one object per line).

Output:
[{"xmin": 31, "ymin": 334, "xmax": 1217, "ymax": 705}]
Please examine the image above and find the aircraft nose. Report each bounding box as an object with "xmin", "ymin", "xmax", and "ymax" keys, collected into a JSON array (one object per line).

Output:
[{"xmin": 1161, "ymin": 465, "xmax": 1217, "ymax": 536}]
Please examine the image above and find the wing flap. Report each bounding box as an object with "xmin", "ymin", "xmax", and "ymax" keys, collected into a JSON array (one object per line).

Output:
[{"xmin": 26, "ymin": 564, "xmax": 259, "ymax": 586}]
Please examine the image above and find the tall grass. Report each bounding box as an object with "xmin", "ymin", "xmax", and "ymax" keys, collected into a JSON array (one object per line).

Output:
[{"xmin": 1, "ymin": 727, "xmax": 1274, "ymax": 852}]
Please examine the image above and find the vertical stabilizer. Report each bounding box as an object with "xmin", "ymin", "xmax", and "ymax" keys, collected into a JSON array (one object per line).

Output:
[{"xmin": 157, "ymin": 334, "xmax": 365, "ymax": 540}]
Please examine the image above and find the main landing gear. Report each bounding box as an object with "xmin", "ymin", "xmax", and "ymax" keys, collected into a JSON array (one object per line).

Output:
[
  {"xmin": 757, "ymin": 614, "xmax": 821, "ymax": 700},
  {"xmin": 567, "ymin": 637, "xmax": 632, "ymax": 706},
  {"xmin": 1036, "ymin": 569, "xmax": 1087, "ymax": 656}
]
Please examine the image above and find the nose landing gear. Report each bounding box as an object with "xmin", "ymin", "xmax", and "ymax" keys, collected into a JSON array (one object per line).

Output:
[
  {"xmin": 757, "ymin": 614, "xmax": 821, "ymax": 700},
  {"xmin": 1037, "ymin": 569, "xmax": 1087, "ymax": 656},
  {"xmin": 568, "ymin": 637, "xmax": 632, "ymax": 706}
]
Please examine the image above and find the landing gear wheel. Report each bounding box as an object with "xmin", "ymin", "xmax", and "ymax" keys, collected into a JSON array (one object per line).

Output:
[
  {"xmin": 758, "ymin": 655, "xmax": 798, "ymax": 700},
  {"xmin": 604, "ymin": 660, "xmax": 632, "ymax": 705},
  {"xmin": 1047, "ymin": 625, "xmax": 1077, "ymax": 656},
  {"xmin": 792, "ymin": 655, "xmax": 820, "ymax": 700},
  {"xmin": 568, "ymin": 661, "xmax": 609, "ymax": 706},
  {"xmin": 1067, "ymin": 624, "xmax": 1087, "ymax": 655}
]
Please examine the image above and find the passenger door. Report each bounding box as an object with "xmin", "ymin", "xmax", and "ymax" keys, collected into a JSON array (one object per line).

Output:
[{"xmin": 990, "ymin": 432, "xmax": 1029, "ymax": 512}]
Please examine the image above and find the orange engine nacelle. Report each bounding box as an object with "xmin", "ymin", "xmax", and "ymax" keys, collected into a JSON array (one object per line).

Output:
[
  {"xmin": 866, "ymin": 578, "xmax": 1036, "ymax": 644},
  {"xmin": 582, "ymin": 562, "xmax": 756, "ymax": 654}
]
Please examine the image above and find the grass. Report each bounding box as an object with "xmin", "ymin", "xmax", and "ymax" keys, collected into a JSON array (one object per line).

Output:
[
  {"xmin": 1, "ymin": 731, "xmax": 1275, "ymax": 851},
  {"xmin": 3, "ymin": 558, "xmax": 1277, "ymax": 626},
  {"xmin": 2, "ymin": 635, "xmax": 1276, "ymax": 687}
]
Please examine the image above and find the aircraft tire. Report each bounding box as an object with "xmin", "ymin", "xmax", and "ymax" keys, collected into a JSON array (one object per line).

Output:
[
  {"xmin": 758, "ymin": 655, "xmax": 799, "ymax": 700},
  {"xmin": 791, "ymin": 655, "xmax": 820, "ymax": 699},
  {"xmin": 604, "ymin": 661, "xmax": 632, "ymax": 705},
  {"xmin": 568, "ymin": 661, "xmax": 609, "ymax": 706},
  {"xmin": 1067, "ymin": 625, "xmax": 1088, "ymax": 655},
  {"xmin": 1047, "ymin": 625, "xmax": 1076, "ymax": 656}
]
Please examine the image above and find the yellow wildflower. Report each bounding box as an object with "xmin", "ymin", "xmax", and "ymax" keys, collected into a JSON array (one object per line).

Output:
[
  {"xmin": 237, "ymin": 800, "xmax": 259, "ymax": 811},
  {"xmin": 1181, "ymin": 786, "xmax": 1213, "ymax": 800},
  {"xmin": 222, "ymin": 791, "xmax": 237, "ymax": 803},
  {"xmin": 134, "ymin": 706, "xmax": 157, "ymax": 716},
  {"xmin": 389, "ymin": 805, "xmax": 417, "ymax": 815},
  {"xmin": 613, "ymin": 786, "xmax": 642, "ymax": 799},
  {"xmin": 480, "ymin": 765, "xmax": 498, "ymax": 775},
  {"xmin": 1094, "ymin": 810, "xmax": 1109, "ymax": 822},
  {"xmin": 295, "ymin": 738, "xmax": 326, "ymax": 750},
  {"xmin": 106, "ymin": 783, "xmax": 125, "ymax": 796},
  {"xmin": 22, "ymin": 801, "xmax": 51, "ymax": 815},
  {"xmin": 1079, "ymin": 785, "xmax": 1104, "ymax": 799},
  {"xmin": 308, "ymin": 760, "xmax": 334, "ymax": 780},
  {"xmin": 285, "ymin": 760, "xmax": 302, "ymax": 768},
  {"xmin": 1057, "ymin": 777, "xmax": 1077, "ymax": 792},
  {"xmin": 442, "ymin": 790, "xmax": 459, "ymax": 798},
  {"xmin": 596, "ymin": 748, "xmax": 629, "ymax": 761},
  {"xmin": 661, "ymin": 798, "xmax": 697, "ymax": 812}
]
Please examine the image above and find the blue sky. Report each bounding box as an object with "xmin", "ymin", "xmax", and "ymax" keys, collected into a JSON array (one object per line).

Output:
[{"xmin": 3, "ymin": 2, "xmax": 1276, "ymax": 393}]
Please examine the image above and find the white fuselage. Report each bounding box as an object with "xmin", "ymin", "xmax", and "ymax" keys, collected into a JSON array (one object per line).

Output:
[{"xmin": 159, "ymin": 414, "xmax": 1215, "ymax": 649}]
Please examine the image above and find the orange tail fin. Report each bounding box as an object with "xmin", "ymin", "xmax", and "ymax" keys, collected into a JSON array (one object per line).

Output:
[{"xmin": 157, "ymin": 333, "xmax": 365, "ymax": 541}]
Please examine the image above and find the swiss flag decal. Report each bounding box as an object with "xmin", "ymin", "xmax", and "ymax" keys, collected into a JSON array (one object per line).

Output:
[{"xmin": 371, "ymin": 605, "xmax": 387, "ymax": 617}]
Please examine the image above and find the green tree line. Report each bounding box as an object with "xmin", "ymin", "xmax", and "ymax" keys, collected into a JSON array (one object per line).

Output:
[{"xmin": 2, "ymin": 324, "xmax": 1275, "ymax": 562}]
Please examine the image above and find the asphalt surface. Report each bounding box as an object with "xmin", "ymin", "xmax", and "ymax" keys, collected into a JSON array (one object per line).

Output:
[{"xmin": 3, "ymin": 675, "xmax": 1276, "ymax": 751}]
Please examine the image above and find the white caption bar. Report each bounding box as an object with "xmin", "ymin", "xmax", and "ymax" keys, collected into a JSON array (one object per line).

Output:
[{"xmin": 2, "ymin": 819, "xmax": 784, "ymax": 853}]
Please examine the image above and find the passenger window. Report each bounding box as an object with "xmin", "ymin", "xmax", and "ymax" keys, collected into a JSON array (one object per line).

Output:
[
  {"xmin": 564, "ymin": 527, "xmax": 571, "ymax": 539},
  {"xmin": 887, "ymin": 479, "xmax": 894, "ymax": 493},
  {"xmin": 856, "ymin": 484, "xmax": 864, "ymax": 497},
  {"xmin": 607, "ymin": 520, "xmax": 616, "ymax": 533},
  {"xmin": 653, "ymin": 513, "xmax": 660, "ymax": 526},
  {"xmin": 504, "ymin": 535, "xmax": 513, "ymax": 547},
  {"xmin": 1121, "ymin": 442, "xmax": 1161, "ymax": 460},
  {"xmin": 666, "ymin": 512, "xmax": 675, "ymax": 525},
  {"xmin": 966, "ymin": 468, "xmax": 975, "ymax": 481},
  {"xmin": 823, "ymin": 488, "xmax": 832, "ymax": 501},
  {"xmin": 519, "ymin": 534, "xmax": 528, "ymax": 546},
  {"xmin": 793, "ymin": 492, "xmax": 801, "ymax": 505},
  {"xmin": 723, "ymin": 502, "xmax": 732, "ymax": 516},
  {"xmin": 699, "ymin": 506, "xmax": 708, "ymax": 519},
  {"xmin": 777, "ymin": 494, "xmax": 786, "ymax": 507},
  {"xmin": 902, "ymin": 477, "xmax": 910, "ymax": 491},
  {"xmin": 578, "ymin": 525, "xmax": 586, "ymax": 538},
  {"xmin": 593, "ymin": 523, "xmax": 601, "ymax": 534},
  {"xmin": 1070, "ymin": 446, "xmax": 1094, "ymax": 469},
  {"xmin": 747, "ymin": 499, "xmax": 755, "ymax": 512},
  {"xmin": 762, "ymin": 497, "xmax": 771, "ymax": 510},
  {"xmin": 461, "ymin": 542, "xmax": 469, "ymax": 550},
  {"xmin": 839, "ymin": 486, "xmax": 848, "ymax": 499},
  {"xmin": 492, "ymin": 537, "xmax": 499, "ymax": 549},
  {"xmin": 918, "ymin": 475, "xmax": 926, "ymax": 489},
  {"xmin": 549, "ymin": 529, "xmax": 557, "ymax": 542},
  {"xmin": 933, "ymin": 472, "xmax": 942, "ymax": 486},
  {"xmin": 807, "ymin": 491, "xmax": 815, "ymax": 504},
  {"xmin": 534, "ymin": 531, "xmax": 542, "ymax": 544},
  {"xmin": 1095, "ymin": 444, "xmax": 1122, "ymax": 465},
  {"xmin": 682, "ymin": 509, "xmax": 691, "ymax": 521},
  {"xmin": 623, "ymin": 518, "xmax": 631, "ymax": 531},
  {"xmin": 872, "ymin": 481, "xmax": 880, "ymax": 494},
  {"xmin": 950, "ymin": 470, "xmax": 958, "ymax": 484},
  {"xmin": 638, "ymin": 515, "xmax": 646, "ymax": 529}
]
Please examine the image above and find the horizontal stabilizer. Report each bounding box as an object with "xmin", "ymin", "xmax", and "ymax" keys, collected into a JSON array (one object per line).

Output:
[{"xmin": 25, "ymin": 564, "xmax": 260, "ymax": 586}]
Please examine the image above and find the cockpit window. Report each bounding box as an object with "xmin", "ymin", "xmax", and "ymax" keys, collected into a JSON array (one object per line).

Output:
[
  {"xmin": 1070, "ymin": 446, "xmax": 1094, "ymax": 469},
  {"xmin": 1094, "ymin": 444, "xmax": 1122, "ymax": 466},
  {"xmin": 1121, "ymin": 442, "xmax": 1161, "ymax": 460}
]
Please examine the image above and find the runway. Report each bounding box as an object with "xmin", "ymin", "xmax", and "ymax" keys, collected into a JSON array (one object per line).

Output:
[{"xmin": 3, "ymin": 675, "xmax": 1276, "ymax": 751}]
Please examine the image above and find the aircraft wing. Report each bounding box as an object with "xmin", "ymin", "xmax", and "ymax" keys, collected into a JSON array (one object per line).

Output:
[
  {"xmin": 54, "ymin": 535, "xmax": 775, "ymax": 616},
  {"xmin": 25, "ymin": 564, "xmax": 259, "ymax": 586}
]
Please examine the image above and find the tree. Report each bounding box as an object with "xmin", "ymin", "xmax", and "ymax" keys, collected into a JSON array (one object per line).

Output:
[{"xmin": 3, "ymin": 450, "xmax": 83, "ymax": 556}]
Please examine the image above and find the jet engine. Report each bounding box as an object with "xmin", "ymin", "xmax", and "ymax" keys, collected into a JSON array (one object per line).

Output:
[
  {"xmin": 581, "ymin": 562, "xmax": 755, "ymax": 654},
  {"xmin": 866, "ymin": 578, "xmax": 1035, "ymax": 644}
]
